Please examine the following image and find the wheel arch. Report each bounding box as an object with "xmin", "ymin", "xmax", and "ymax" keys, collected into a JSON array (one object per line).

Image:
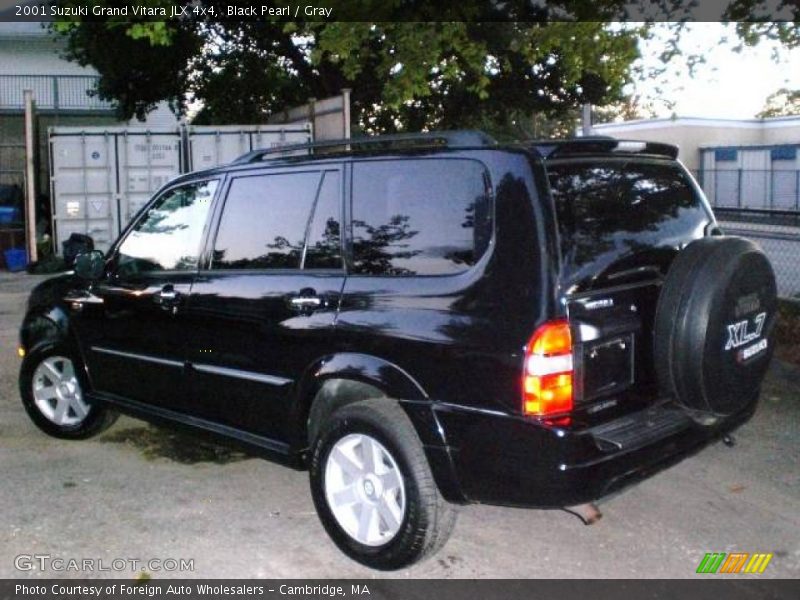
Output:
[
  {"xmin": 21, "ymin": 305, "xmax": 74, "ymax": 354},
  {"xmin": 288, "ymin": 352, "xmax": 465, "ymax": 503}
]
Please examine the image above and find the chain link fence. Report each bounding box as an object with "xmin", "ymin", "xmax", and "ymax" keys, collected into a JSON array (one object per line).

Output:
[{"xmin": 696, "ymin": 169, "xmax": 800, "ymax": 300}]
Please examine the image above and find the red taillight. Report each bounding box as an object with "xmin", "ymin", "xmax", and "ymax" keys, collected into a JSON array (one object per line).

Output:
[{"xmin": 523, "ymin": 319, "xmax": 573, "ymax": 417}]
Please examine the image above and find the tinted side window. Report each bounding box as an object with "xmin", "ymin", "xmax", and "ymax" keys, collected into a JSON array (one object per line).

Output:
[
  {"xmin": 116, "ymin": 180, "xmax": 216, "ymax": 277},
  {"xmin": 212, "ymin": 172, "xmax": 321, "ymax": 270},
  {"xmin": 304, "ymin": 171, "xmax": 342, "ymax": 269},
  {"xmin": 351, "ymin": 159, "xmax": 491, "ymax": 276}
]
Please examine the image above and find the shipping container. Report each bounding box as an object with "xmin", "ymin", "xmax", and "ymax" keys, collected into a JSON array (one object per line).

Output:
[
  {"xmin": 49, "ymin": 127, "xmax": 182, "ymax": 253},
  {"xmin": 49, "ymin": 123, "xmax": 312, "ymax": 254},
  {"xmin": 187, "ymin": 124, "xmax": 312, "ymax": 171}
]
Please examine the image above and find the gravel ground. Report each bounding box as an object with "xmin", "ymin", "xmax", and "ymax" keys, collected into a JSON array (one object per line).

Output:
[{"xmin": 1, "ymin": 272, "xmax": 798, "ymax": 579}]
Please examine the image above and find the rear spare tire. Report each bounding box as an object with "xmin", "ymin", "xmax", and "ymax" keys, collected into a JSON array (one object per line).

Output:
[{"xmin": 654, "ymin": 236, "xmax": 777, "ymax": 419}]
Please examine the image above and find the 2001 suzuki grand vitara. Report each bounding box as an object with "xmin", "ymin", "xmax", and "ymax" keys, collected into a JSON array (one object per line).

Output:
[{"xmin": 19, "ymin": 132, "xmax": 777, "ymax": 569}]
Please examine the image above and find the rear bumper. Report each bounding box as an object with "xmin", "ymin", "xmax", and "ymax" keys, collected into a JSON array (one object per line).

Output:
[{"xmin": 433, "ymin": 401, "xmax": 756, "ymax": 508}]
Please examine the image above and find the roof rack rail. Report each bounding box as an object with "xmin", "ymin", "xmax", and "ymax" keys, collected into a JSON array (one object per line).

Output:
[
  {"xmin": 232, "ymin": 130, "xmax": 496, "ymax": 164},
  {"xmin": 530, "ymin": 137, "xmax": 679, "ymax": 160}
]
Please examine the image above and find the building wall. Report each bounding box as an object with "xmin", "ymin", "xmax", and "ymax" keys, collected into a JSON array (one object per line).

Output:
[
  {"xmin": 0, "ymin": 37, "xmax": 96, "ymax": 76},
  {"xmin": 590, "ymin": 118, "xmax": 775, "ymax": 171},
  {"xmin": 762, "ymin": 122, "xmax": 800, "ymax": 145},
  {"xmin": 0, "ymin": 22, "xmax": 180, "ymax": 126},
  {"xmin": 591, "ymin": 118, "xmax": 800, "ymax": 171}
]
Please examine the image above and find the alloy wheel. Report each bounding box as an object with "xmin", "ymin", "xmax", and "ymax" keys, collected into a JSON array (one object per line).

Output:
[
  {"xmin": 324, "ymin": 433, "xmax": 406, "ymax": 546},
  {"xmin": 31, "ymin": 356, "xmax": 90, "ymax": 427}
]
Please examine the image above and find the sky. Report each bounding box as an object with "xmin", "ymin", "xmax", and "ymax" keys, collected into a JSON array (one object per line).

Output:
[{"xmin": 634, "ymin": 23, "xmax": 800, "ymax": 120}]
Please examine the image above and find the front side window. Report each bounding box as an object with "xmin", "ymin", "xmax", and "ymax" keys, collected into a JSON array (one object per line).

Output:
[
  {"xmin": 351, "ymin": 159, "xmax": 492, "ymax": 276},
  {"xmin": 115, "ymin": 180, "xmax": 217, "ymax": 277}
]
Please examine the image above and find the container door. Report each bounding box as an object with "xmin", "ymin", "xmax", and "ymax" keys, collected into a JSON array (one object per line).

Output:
[
  {"xmin": 188, "ymin": 127, "xmax": 251, "ymax": 171},
  {"xmin": 187, "ymin": 124, "xmax": 313, "ymax": 171},
  {"xmin": 50, "ymin": 131, "xmax": 118, "ymax": 253},
  {"xmin": 248, "ymin": 126, "xmax": 312, "ymax": 157},
  {"xmin": 117, "ymin": 131, "xmax": 182, "ymax": 233}
]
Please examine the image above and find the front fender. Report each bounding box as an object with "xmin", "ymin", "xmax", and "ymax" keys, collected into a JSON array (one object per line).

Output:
[
  {"xmin": 20, "ymin": 273, "xmax": 87, "ymax": 356},
  {"xmin": 20, "ymin": 305, "xmax": 72, "ymax": 353}
]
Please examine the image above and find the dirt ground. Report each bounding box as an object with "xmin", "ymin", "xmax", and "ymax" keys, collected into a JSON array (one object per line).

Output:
[{"xmin": 1, "ymin": 272, "xmax": 798, "ymax": 579}]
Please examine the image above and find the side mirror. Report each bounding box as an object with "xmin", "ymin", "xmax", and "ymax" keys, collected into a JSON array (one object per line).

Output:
[{"xmin": 74, "ymin": 250, "xmax": 106, "ymax": 281}]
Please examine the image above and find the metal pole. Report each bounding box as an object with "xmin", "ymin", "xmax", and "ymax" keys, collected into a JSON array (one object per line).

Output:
[
  {"xmin": 581, "ymin": 104, "xmax": 592, "ymax": 137},
  {"xmin": 52, "ymin": 77, "xmax": 59, "ymax": 111},
  {"xmin": 795, "ymin": 169, "xmax": 799, "ymax": 212},
  {"xmin": 768, "ymin": 169, "xmax": 774, "ymax": 210},
  {"xmin": 23, "ymin": 89, "xmax": 38, "ymax": 263},
  {"xmin": 308, "ymin": 97, "xmax": 317, "ymax": 132},
  {"xmin": 341, "ymin": 88, "xmax": 352, "ymax": 140},
  {"xmin": 737, "ymin": 168, "xmax": 742, "ymax": 208}
]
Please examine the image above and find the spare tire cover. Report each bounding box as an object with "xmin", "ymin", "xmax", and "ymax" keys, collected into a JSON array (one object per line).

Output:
[{"xmin": 654, "ymin": 236, "xmax": 777, "ymax": 417}]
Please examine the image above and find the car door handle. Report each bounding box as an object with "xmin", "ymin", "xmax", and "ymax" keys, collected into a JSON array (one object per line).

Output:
[
  {"xmin": 290, "ymin": 296, "xmax": 322, "ymax": 308},
  {"xmin": 155, "ymin": 286, "xmax": 181, "ymax": 310},
  {"xmin": 288, "ymin": 288, "xmax": 325, "ymax": 314}
]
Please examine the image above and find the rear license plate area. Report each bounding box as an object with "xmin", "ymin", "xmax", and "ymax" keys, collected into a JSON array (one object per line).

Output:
[{"xmin": 582, "ymin": 334, "xmax": 634, "ymax": 400}]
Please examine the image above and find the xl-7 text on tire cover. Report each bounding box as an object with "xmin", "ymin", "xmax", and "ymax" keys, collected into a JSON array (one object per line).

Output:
[{"xmin": 18, "ymin": 132, "xmax": 777, "ymax": 570}]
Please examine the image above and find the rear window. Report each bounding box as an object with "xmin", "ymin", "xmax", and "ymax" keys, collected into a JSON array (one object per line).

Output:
[
  {"xmin": 546, "ymin": 159, "xmax": 711, "ymax": 288},
  {"xmin": 351, "ymin": 159, "xmax": 492, "ymax": 276}
]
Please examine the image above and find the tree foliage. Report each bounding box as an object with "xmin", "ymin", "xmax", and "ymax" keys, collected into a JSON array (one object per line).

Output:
[
  {"xmin": 52, "ymin": 0, "xmax": 800, "ymax": 134},
  {"xmin": 53, "ymin": 1, "xmax": 648, "ymax": 132},
  {"xmin": 757, "ymin": 88, "xmax": 800, "ymax": 118}
]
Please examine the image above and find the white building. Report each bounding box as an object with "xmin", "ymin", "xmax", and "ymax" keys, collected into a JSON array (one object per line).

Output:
[
  {"xmin": 0, "ymin": 22, "xmax": 181, "ymax": 266},
  {"xmin": 0, "ymin": 21, "xmax": 180, "ymax": 126},
  {"xmin": 592, "ymin": 116, "xmax": 800, "ymax": 211}
]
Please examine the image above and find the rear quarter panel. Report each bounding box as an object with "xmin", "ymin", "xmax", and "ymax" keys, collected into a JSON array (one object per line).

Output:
[{"xmin": 335, "ymin": 150, "xmax": 560, "ymax": 417}]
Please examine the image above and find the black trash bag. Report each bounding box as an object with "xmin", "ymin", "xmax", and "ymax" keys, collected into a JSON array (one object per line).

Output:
[{"xmin": 62, "ymin": 233, "xmax": 95, "ymax": 268}]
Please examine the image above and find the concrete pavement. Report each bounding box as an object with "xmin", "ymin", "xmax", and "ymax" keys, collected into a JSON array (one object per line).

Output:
[{"xmin": 1, "ymin": 272, "xmax": 798, "ymax": 579}]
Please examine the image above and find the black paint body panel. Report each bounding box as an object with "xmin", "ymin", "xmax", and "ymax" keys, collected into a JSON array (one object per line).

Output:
[{"xmin": 19, "ymin": 144, "xmax": 745, "ymax": 508}]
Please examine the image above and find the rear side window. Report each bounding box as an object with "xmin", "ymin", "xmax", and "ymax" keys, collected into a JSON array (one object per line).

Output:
[
  {"xmin": 547, "ymin": 160, "xmax": 711, "ymax": 285},
  {"xmin": 351, "ymin": 159, "xmax": 491, "ymax": 276},
  {"xmin": 212, "ymin": 170, "xmax": 342, "ymax": 270}
]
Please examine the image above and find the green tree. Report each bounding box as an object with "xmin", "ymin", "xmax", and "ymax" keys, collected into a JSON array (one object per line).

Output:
[
  {"xmin": 53, "ymin": 1, "xmax": 800, "ymax": 133},
  {"xmin": 757, "ymin": 88, "xmax": 800, "ymax": 118},
  {"xmin": 53, "ymin": 1, "xmax": 645, "ymax": 131}
]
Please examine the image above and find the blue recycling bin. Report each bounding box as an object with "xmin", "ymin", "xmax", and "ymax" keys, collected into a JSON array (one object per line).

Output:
[{"xmin": 4, "ymin": 248, "xmax": 28, "ymax": 272}]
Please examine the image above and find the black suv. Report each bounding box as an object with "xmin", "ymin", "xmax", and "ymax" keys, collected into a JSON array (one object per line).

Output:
[{"xmin": 18, "ymin": 132, "xmax": 777, "ymax": 569}]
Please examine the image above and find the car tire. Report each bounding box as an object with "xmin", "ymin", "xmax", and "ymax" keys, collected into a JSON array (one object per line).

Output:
[
  {"xmin": 19, "ymin": 343, "xmax": 118, "ymax": 439},
  {"xmin": 309, "ymin": 398, "xmax": 457, "ymax": 570}
]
